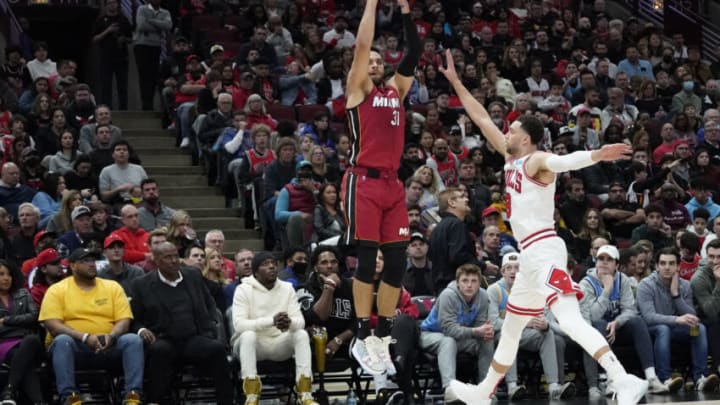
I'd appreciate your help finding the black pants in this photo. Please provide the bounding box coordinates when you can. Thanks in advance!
[5,335,44,402]
[391,314,420,396]
[705,319,720,372]
[144,336,233,405]
[133,44,161,111]
[98,58,129,110]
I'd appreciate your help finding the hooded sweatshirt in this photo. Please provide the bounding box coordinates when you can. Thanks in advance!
[420,280,489,341]
[690,263,720,322]
[578,267,637,326]
[230,275,304,347]
[637,271,696,326]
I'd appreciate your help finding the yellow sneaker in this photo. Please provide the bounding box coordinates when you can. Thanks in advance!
[243,376,262,405]
[64,392,83,405]
[296,375,319,405]
[122,390,142,405]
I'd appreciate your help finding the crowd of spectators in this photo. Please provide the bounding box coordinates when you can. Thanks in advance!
[2,0,720,402]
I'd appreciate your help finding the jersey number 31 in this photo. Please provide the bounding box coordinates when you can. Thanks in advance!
[390,110,400,127]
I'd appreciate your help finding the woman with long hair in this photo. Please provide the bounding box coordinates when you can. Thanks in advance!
[469,147,500,188]
[304,145,340,184]
[45,189,82,234]
[634,80,661,116]
[413,165,445,209]
[48,129,81,175]
[26,93,54,136]
[299,111,336,152]
[0,260,46,404]
[202,247,228,311]
[31,172,65,229]
[313,182,346,243]
[17,76,50,115]
[575,208,613,262]
[690,148,720,192]
[167,210,199,257]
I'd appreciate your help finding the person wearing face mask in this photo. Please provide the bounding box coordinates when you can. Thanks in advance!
[278,246,309,290]
[671,73,702,115]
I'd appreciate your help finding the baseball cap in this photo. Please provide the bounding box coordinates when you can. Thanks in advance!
[251,251,276,271]
[33,230,57,248]
[67,248,102,263]
[577,107,591,116]
[210,44,224,54]
[71,206,92,222]
[185,54,200,64]
[502,252,520,267]
[410,232,426,243]
[596,245,619,261]
[103,234,125,249]
[296,160,312,171]
[36,248,61,267]
[449,125,462,135]
[482,207,500,218]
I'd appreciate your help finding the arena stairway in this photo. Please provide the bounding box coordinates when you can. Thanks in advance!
[112,111,264,255]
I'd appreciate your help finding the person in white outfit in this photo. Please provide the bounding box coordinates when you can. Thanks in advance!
[230,251,318,405]
[437,49,649,405]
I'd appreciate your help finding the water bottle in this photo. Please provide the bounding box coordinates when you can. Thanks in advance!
[346,388,358,405]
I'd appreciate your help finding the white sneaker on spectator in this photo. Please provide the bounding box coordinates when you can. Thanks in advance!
[373,336,396,376]
[350,337,385,375]
[662,376,684,393]
[549,382,576,399]
[588,386,603,400]
[507,384,526,400]
[443,380,491,404]
[647,377,669,394]
[607,374,648,405]
[696,374,720,392]
[180,137,190,148]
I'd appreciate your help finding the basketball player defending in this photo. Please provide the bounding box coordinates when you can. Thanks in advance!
[438,49,649,405]
[342,0,420,375]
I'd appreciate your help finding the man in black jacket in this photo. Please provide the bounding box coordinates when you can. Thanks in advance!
[429,187,485,295]
[129,241,232,405]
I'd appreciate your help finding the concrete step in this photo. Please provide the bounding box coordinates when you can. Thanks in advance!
[161,186,223,196]
[142,154,193,166]
[126,136,176,149]
[113,111,163,119]
[196,228,259,240]
[134,147,185,155]
[113,117,164,130]
[225,239,264,253]
[123,129,174,138]
[163,196,226,208]
[186,208,242,218]
[191,217,244,229]
[144,166,204,175]
[151,175,209,187]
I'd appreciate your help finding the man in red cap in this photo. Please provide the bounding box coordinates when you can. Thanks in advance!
[21,229,57,279]
[30,247,65,306]
[98,234,145,294]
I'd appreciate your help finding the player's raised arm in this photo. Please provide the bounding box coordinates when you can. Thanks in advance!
[439,49,507,158]
[535,143,633,174]
[346,0,379,108]
[388,0,421,100]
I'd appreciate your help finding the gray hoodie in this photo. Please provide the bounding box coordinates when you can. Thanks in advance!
[579,268,637,326]
[637,271,696,326]
[690,263,720,322]
[420,281,490,341]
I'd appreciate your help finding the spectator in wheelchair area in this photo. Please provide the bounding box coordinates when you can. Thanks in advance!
[419,264,494,395]
[230,251,319,405]
[487,253,575,400]
[129,241,233,405]
[578,244,668,398]
[0,259,47,404]
[691,238,720,379]
[637,247,720,393]
[39,247,144,405]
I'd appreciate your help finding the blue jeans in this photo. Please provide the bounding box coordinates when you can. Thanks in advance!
[49,333,144,398]
[648,323,708,381]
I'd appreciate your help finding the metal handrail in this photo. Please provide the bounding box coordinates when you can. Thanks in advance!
[0,0,23,46]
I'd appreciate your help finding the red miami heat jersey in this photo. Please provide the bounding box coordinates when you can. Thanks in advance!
[346,86,404,172]
[503,153,556,242]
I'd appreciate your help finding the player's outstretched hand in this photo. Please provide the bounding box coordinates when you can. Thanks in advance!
[594,143,632,162]
[438,49,459,83]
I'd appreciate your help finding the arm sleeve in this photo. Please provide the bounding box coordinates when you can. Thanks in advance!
[544,151,596,173]
[396,13,421,77]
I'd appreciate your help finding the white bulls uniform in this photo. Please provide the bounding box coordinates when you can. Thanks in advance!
[503,153,582,317]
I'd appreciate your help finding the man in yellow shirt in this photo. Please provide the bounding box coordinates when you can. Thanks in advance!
[39,247,144,405]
